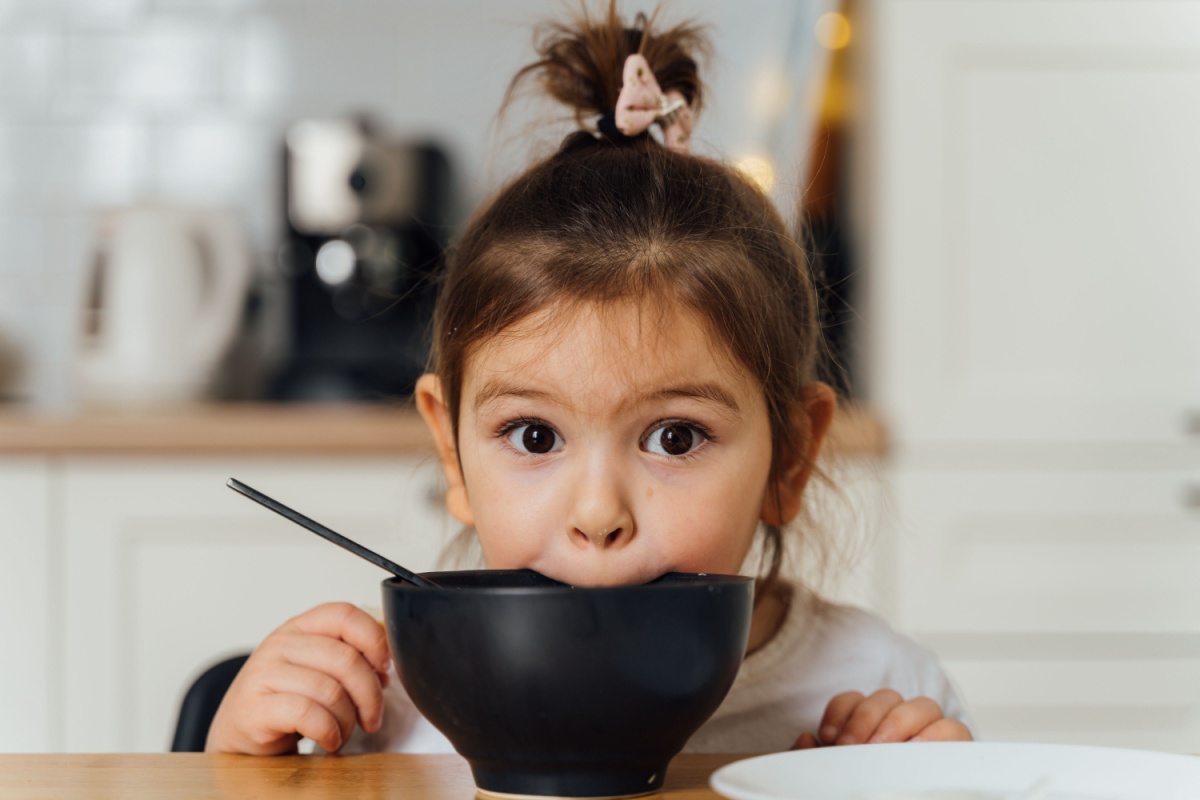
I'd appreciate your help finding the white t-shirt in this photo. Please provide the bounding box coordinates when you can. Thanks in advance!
[340,586,973,754]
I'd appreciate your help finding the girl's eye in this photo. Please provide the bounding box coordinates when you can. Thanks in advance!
[643,423,704,457]
[507,423,563,455]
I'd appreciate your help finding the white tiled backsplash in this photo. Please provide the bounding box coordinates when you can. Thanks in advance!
[0,0,813,409]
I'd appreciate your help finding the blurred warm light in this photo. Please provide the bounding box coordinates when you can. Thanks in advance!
[315,239,356,286]
[735,154,776,192]
[815,11,852,50]
[750,66,791,123]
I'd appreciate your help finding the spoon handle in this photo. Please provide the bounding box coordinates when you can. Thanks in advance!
[227,478,438,589]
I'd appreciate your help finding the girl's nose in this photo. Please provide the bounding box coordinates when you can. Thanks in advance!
[575,524,631,549]
[567,467,635,550]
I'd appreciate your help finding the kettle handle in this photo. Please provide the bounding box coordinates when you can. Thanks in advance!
[187,211,251,373]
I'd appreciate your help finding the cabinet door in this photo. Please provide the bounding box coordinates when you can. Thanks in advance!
[861,0,1200,444]
[892,461,1200,749]
[0,458,53,752]
[897,465,1200,633]
[939,654,1200,751]
[60,456,450,752]
[892,465,1200,634]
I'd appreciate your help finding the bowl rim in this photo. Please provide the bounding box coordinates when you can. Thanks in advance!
[383,570,754,594]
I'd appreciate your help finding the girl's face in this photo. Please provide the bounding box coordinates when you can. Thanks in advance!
[417,301,827,587]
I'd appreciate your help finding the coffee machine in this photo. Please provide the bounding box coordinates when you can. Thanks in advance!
[270,117,453,402]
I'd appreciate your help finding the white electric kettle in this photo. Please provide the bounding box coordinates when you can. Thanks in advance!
[78,206,252,407]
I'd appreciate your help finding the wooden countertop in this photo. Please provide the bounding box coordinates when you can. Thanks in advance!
[0,752,743,799]
[0,403,886,458]
[0,403,432,457]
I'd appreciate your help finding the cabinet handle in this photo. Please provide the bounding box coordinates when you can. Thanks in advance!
[1186,485,1200,510]
[425,483,446,509]
[1188,411,1200,436]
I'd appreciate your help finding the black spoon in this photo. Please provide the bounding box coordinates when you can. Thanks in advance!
[227,478,439,589]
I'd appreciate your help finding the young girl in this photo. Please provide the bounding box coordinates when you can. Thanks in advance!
[207,4,973,757]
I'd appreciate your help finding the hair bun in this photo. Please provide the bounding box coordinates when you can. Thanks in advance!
[508,3,709,136]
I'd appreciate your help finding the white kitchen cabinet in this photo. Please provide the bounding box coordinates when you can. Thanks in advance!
[854,0,1200,750]
[58,456,449,753]
[892,465,1200,634]
[0,457,53,752]
[941,656,1200,750]
[857,0,1200,445]
[894,462,1200,748]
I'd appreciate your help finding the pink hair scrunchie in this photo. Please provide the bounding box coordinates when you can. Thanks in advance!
[614,54,694,153]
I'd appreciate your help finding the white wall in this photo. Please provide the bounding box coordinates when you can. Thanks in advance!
[0,0,832,411]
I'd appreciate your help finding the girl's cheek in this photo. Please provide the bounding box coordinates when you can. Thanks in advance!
[666,529,749,574]
[473,464,565,567]
[688,480,765,569]
[638,484,749,572]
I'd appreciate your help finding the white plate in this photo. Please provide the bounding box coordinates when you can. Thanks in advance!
[709,742,1200,800]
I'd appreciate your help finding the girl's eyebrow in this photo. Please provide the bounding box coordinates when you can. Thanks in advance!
[648,384,741,414]
[473,381,741,415]
[473,383,555,412]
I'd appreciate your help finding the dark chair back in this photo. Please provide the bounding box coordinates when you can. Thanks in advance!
[170,654,250,752]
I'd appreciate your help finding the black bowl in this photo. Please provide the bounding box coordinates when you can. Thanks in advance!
[381,570,753,798]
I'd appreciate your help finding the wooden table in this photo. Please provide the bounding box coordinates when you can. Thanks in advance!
[0,753,745,799]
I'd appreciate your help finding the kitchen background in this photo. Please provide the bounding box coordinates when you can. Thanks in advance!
[0,0,837,410]
[3,0,1200,762]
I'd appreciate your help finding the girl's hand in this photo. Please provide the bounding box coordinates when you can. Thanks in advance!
[792,690,972,750]
[205,602,392,755]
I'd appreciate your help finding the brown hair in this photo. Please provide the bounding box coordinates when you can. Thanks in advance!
[506,5,708,130]
[430,3,824,589]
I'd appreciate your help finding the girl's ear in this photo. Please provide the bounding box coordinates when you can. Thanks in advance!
[760,382,837,527]
[415,373,475,527]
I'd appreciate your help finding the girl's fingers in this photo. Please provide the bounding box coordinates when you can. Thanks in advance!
[256,692,347,754]
[817,691,865,744]
[281,602,393,675]
[206,603,393,756]
[272,633,386,733]
[910,717,974,742]
[792,732,819,750]
[259,663,361,740]
[836,689,904,745]
[866,697,942,744]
